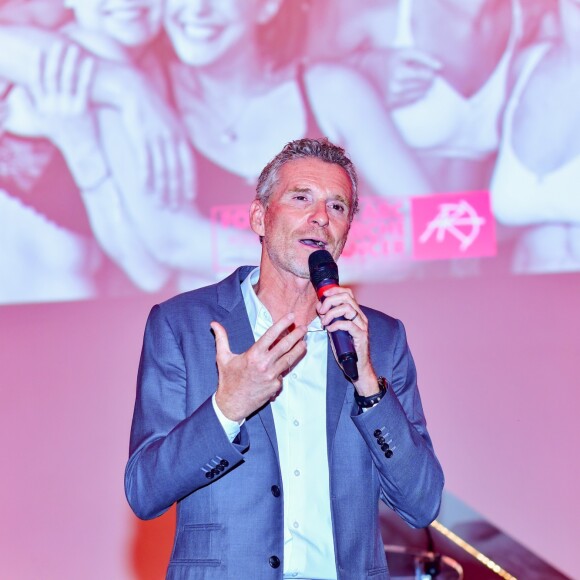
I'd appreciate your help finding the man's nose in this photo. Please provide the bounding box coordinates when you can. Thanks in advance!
[310,201,329,227]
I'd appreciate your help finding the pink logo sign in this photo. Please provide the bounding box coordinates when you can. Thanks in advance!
[210,197,411,271]
[342,196,407,259]
[410,191,496,260]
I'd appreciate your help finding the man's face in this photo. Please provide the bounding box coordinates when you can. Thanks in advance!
[250,157,353,279]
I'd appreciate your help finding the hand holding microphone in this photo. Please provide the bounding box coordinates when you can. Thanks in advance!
[309,249,360,381]
[308,249,380,399]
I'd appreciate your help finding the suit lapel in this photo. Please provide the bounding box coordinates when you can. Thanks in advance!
[216,268,279,461]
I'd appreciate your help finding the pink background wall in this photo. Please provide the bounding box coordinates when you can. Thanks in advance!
[1,271,578,578]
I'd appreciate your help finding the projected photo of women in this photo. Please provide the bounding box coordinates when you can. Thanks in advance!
[0,0,189,301]
[1,0,579,306]
[156,0,436,287]
[491,0,580,273]
[0,0,98,303]
[308,0,522,194]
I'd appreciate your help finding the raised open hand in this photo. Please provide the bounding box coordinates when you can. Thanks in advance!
[212,313,307,422]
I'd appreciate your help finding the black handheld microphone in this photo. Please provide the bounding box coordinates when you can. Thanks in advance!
[308,249,358,382]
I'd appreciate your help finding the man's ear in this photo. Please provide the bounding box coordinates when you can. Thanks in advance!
[249,199,266,237]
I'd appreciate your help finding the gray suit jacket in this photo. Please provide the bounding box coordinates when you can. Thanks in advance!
[125,267,444,579]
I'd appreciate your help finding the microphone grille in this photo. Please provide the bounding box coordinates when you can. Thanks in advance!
[308,250,339,286]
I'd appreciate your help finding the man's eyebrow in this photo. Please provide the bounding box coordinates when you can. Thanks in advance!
[333,194,350,205]
[287,186,312,194]
[328,194,351,208]
[284,187,351,207]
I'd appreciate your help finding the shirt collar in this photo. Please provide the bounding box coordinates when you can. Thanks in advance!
[240,267,323,333]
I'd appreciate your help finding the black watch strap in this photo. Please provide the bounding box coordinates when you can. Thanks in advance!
[354,376,388,408]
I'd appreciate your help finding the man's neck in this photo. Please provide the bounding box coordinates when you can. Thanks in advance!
[253,266,318,327]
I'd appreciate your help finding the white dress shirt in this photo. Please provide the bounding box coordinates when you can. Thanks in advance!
[212,267,337,580]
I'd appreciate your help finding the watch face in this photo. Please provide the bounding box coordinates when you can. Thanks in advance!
[378,376,388,392]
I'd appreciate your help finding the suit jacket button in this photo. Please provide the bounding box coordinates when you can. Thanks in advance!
[377,437,386,445]
[205,472,213,479]
[269,555,280,568]
[385,449,393,459]
[220,459,229,467]
[381,443,390,452]
[271,485,281,497]
[373,429,382,438]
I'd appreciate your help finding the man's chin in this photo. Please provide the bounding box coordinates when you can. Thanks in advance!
[286,263,310,280]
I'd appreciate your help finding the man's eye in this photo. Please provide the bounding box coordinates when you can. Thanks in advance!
[330,203,346,213]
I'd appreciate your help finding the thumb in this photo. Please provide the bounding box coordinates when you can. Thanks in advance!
[210,321,232,362]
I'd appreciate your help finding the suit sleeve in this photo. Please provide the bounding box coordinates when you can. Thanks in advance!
[351,318,444,528]
[124,304,249,520]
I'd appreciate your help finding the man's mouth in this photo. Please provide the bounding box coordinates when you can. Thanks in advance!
[299,239,327,249]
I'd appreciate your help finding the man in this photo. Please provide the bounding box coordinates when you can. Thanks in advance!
[125,138,444,579]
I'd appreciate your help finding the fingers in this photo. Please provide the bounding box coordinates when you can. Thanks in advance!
[30,41,60,112]
[270,331,308,377]
[180,141,196,201]
[386,48,441,109]
[398,48,442,71]
[210,321,232,363]
[316,288,373,382]
[60,43,80,104]
[146,136,195,208]
[257,313,297,351]
[316,286,366,330]
[148,136,167,202]
[72,53,95,115]
[324,317,363,335]
[394,63,439,84]
[212,315,307,421]
[164,137,195,209]
[269,323,308,358]
[317,285,356,315]
[388,72,436,104]
[243,313,307,376]
[31,40,94,116]
[136,127,193,208]
[164,138,181,209]
[60,44,95,115]
[42,41,65,106]
[321,308,365,333]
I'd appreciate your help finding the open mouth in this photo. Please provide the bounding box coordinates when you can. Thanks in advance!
[299,239,327,249]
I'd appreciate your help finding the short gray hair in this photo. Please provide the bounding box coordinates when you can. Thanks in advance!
[255,137,359,219]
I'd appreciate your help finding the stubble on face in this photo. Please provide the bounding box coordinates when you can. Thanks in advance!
[257,158,353,281]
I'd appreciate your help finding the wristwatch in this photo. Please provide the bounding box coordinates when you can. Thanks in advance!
[354,376,388,409]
